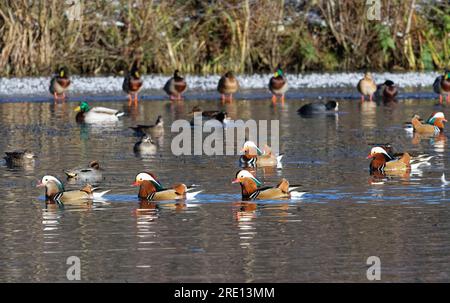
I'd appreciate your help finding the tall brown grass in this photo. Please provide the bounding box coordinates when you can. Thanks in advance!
[0,0,448,77]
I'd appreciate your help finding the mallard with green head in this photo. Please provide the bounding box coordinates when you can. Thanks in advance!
[123,60,143,105]
[164,70,187,101]
[217,71,239,103]
[74,101,125,124]
[433,69,450,104]
[268,64,288,103]
[49,67,71,102]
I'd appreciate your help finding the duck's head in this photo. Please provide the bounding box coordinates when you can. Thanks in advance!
[364,72,373,79]
[232,170,262,187]
[37,175,64,191]
[89,160,100,170]
[141,135,154,144]
[155,115,163,125]
[225,71,234,78]
[274,65,283,77]
[23,150,36,159]
[58,67,69,78]
[367,146,391,159]
[74,102,90,113]
[444,69,450,80]
[326,100,338,111]
[384,80,395,87]
[132,172,164,190]
[427,112,447,127]
[241,141,263,156]
[174,69,182,78]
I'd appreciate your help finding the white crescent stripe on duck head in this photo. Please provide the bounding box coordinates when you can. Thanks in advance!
[135,172,163,190]
[41,175,64,191]
[236,170,262,186]
[370,147,391,158]
[432,112,445,119]
[243,141,263,155]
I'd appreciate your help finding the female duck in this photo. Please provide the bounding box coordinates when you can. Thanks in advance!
[49,67,71,101]
[164,70,187,100]
[218,71,239,102]
[133,172,201,201]
[130,115,164,138]
[232,170,303,200]
[64,160,103,184]
[75,101,124,124]
[133,135,157,155]
[357,72,377,102]
[37,175,109,205]
[239,141,283,168]
[4,150,35,167]
[269,65,288,103]
[367,146,410,173]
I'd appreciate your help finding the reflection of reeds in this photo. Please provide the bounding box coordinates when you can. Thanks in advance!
[0,0,448,77]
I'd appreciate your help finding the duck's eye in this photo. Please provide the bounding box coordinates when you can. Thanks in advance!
[140,178,143,181]
[44,178,48,181]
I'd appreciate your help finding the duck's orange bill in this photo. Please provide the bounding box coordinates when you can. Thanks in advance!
[36,181,44,187]
[232,178,240,184]
[132,181,140,186]
[367,154,373,159]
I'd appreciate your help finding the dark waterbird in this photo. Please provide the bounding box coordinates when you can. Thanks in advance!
[297,100,338,116]
[49,67,71,102]
[130,115,164,138]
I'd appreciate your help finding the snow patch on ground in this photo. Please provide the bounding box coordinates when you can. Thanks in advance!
[0,72,439,96]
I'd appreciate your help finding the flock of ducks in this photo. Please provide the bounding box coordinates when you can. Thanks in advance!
[4,66,450,206]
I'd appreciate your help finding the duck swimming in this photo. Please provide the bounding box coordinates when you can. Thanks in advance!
[367,146,411,173]
[239,141,283,168]
[433,69,450,104]
[232,170,304,200]
[297,100,338,116]
[134,135,157,155]
[132,172,201,201]
[411,112,446,135]
[130,115,164,138]
[164,70,187,100]
[64,160,103,184]
[357,72,377,102]
[218,71,239,103]
[37,175,109,205]
[190,106,230,126]
[49,67,71,102]
[4,150,35,167]
[75,101,124,124]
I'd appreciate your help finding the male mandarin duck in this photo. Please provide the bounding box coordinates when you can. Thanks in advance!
[49,67,71,102]
[4,150,35,167]
[367,146,411,173]
[411,112,446,134]
[239,141,283,168]
[132,172,201,201]
[190,106,230,126]
[232,170,304,200]
[217,71,239,103]
[75,101,124,124]
[130,115,164,138]
[433,69,450,104]
[37,175,109,205]
[123,60,143,105]
[375,80,398,102]
[64,160,103,184]
[269,64,288,103]
[357,72,377,102]
[163,69,187,100]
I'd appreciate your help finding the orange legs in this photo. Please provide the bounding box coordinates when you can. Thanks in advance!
[221,94,233,104]
[272,94,285,106]
[53,92,67,103]
[128,93,138,106]
[272,95,277,104]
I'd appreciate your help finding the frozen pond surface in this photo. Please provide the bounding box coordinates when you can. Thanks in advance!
[1,92,450,282]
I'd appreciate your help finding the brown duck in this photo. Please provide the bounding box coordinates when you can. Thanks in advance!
[164,70,187,100]
[232,170,302,200]
[123,60,143,105]
[217,71,239,103]
[357,72,377,102]
[133,172,201,201]
[411,112,446,135]
[367,146,411,172]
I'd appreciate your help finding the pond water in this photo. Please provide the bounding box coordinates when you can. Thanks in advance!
[1,94,450,282]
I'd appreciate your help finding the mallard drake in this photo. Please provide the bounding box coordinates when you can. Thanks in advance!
[75,101,124,124]
[64,160,102,184]
[239,141,283,168]
[232,170,303,200]
[37,175,109,205]
[297,100,338,115]
[269,64,288,103]
[357,72,377,102]
[218,71,239,103]
[132,172,201,201]
[134,135,157,155]
[375,80,398,102]
[130,115,164,138]
[4,150,35,167]
[49,67,71,102]
[163,70,187,100]
[411,112,446,134]
[190,106,230,126]
[433,69,450,104]
[367,146,411,173]
[123,60,143,105]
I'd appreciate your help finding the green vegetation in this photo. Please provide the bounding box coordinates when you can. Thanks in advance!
[0,0,448,76]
